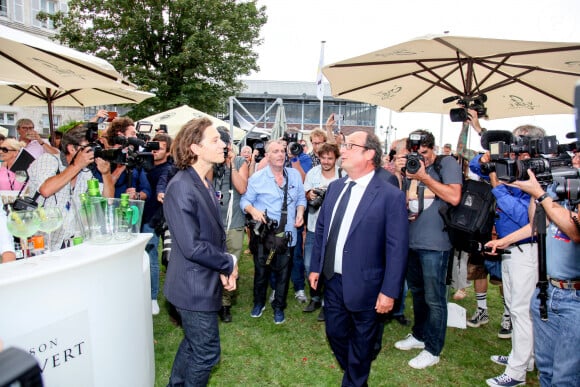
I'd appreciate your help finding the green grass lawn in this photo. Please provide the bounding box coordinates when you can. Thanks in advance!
[153,248,539,386]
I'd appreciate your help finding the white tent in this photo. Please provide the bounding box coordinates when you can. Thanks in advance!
[141,105,246,141]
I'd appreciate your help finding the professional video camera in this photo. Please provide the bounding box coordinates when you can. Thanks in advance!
[480,130,578,184]
[283,131,303,156]
[443,94,488,122]
[246,209,279,240]
[403,133,427,174]
[84,122,125,164]
[308,187,327,210]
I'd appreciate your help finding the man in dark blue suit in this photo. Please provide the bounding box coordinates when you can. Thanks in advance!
[309,131,409,387]
[163,118,238,386]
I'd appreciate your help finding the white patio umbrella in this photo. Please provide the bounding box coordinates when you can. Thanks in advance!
[270,104,288,141]
[323,34,580,119]
[0,24,130,89]
[141,105,245,140]
[0,25,147,137]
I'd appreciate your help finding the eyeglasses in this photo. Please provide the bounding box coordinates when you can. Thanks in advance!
[311,141,324,146]
[340,143,368,151]
[0,147,16,153]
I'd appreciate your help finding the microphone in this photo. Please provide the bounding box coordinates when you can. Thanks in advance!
[442,95,460,104]
[480,130,514,150]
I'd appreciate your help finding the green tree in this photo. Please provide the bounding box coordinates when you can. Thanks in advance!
[39,0,267,119]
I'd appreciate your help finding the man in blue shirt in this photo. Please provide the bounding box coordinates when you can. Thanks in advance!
[241,140,306,324]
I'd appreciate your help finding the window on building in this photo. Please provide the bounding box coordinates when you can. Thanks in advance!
[31,0,58,29]
[0,112,16,125]
[0,0,7,16]
[41,114,61,135]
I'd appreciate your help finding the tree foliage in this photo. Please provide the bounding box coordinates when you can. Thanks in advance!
[39,0,267,119]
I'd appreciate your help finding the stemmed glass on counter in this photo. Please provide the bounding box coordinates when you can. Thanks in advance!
[6,210,40,258]
[37,207,64,252]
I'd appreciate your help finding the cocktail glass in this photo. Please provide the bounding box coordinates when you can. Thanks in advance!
[6,210,41,258]
[37,207,64,252]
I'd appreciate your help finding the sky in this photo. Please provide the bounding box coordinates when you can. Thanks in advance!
[243,0,580,150]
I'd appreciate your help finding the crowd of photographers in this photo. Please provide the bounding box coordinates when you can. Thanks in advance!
[1,106,579,386]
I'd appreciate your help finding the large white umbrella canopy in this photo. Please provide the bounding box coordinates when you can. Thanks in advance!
[0,24,151,136]
[141,105,245,141]
[0,24,130,89]
[0,82,154,107]
[323,34,580,119]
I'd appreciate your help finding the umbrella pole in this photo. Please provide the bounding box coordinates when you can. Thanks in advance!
[47,88,55,147]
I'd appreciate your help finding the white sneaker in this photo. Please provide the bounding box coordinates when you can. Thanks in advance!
[408,350,440,369]
[395,334,425,351]
[295,290,308,303]
[152,300,160,316]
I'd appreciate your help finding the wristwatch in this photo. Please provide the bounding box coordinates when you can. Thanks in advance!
[535,192,549,205]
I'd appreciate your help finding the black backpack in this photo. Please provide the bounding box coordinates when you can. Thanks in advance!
[433,156,496,254]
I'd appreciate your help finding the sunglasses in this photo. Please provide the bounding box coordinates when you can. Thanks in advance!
[0,147,17,153]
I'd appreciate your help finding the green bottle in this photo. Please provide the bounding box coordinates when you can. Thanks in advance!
[87,178,101,197]
[115,193,134,239]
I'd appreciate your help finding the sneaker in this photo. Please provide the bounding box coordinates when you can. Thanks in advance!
[317,308,325,321]
[408,350,439,369]
[250,304,265,318]
[274,308,285,324]
[152,300,160,316]
[491,355,534,372]
[269,290,276,304]
[467,307,489,328]
[303,299,322,313]
[295,290,308,303]
[486,373,525,386]
[395,334,425,351]
[498,314,512,339]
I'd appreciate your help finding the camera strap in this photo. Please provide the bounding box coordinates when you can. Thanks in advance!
[276,168,289,234]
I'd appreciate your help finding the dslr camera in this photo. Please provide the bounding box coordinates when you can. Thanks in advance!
[308,187,327,210]
[403,133,427,174]
[246,210,279,240]
[283,131,303,156]
[444,94,488,122]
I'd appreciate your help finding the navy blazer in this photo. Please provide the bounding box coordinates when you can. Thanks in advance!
[311,168,408,311]
[163,167,234,312]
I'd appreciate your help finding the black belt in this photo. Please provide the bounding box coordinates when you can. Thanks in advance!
[548,277,580,290]
[512,239,536,247]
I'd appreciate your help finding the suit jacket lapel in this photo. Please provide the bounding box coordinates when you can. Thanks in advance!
[187,167,224,231]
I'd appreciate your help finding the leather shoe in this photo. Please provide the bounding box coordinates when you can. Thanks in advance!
[317,308,325,321]
[394,315,410,326]
[219,306,232,323]
[303,300,322,313]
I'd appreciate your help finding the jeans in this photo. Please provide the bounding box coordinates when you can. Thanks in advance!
[168,308,220,387]
[142,223,159,300]
[392,280,408,317]
[531,285,580,386]
[253,245,292,310]
[291,225,305,292]
[407,248,450,356]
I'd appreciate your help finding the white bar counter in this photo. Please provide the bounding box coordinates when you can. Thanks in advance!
[0,233,154,386]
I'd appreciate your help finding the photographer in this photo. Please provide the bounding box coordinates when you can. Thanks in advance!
[211,127,249,323]
[241,140,306,324]
[27,125,114,250]
[394,130,462,369]
[302,143,341,319]
[95,117,151,200]
[141,133,173,316]
[486,166,579,387]
[470,125,544,387]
